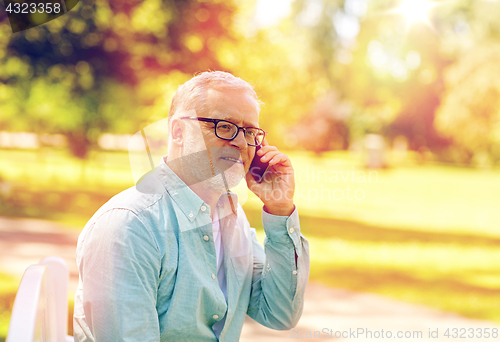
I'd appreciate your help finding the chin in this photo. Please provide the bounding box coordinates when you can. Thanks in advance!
[223,169,245,189]
[200,171,243,193]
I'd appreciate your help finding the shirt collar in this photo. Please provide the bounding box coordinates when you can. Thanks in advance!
[156,157,238,221]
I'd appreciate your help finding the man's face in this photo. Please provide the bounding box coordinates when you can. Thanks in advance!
[181,88,260,190]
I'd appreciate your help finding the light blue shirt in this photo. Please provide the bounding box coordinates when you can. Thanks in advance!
[73,158,310,341]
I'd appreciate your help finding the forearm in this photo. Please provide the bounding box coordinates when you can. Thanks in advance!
[247,207,310,330]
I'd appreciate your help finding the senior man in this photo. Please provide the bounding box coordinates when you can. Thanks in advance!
[73,71,310,341]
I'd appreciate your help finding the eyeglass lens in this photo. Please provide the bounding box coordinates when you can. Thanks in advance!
[216,121,264,146]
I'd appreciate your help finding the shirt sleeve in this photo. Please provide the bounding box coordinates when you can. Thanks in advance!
[74,209,161,342]
[246,205,310,330]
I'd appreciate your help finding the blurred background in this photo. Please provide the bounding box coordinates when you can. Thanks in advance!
[0,0,500,339]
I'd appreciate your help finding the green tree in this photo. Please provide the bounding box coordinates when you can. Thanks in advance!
[435,45,500,163]
[434,0,500,163]
[0,0,238,158]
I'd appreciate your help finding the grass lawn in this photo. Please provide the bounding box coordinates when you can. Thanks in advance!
[245,209,500,324]
[245,151,500,238]
[243,151,500,324]
[1,148,499,337]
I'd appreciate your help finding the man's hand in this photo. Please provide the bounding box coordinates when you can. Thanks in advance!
[246,141,295,217]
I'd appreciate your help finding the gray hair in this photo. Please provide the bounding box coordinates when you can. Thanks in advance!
[168,71,261,123]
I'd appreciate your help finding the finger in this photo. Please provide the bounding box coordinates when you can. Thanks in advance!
[257,145,277,156]
[260,150,280,162]
[269,158,291,170]
[268,153,291,167]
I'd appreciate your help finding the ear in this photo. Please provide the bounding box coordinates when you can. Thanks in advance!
[170,118,185,147]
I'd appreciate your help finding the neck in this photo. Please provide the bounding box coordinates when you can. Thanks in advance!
[165,155,226,220]
[189,182,226,220]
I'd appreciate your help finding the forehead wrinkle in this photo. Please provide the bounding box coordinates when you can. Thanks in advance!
[205,88,260,127]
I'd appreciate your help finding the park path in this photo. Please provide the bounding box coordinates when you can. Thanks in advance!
[0,216,498,342]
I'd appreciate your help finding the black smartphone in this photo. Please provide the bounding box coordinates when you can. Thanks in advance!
[249,145,270,183]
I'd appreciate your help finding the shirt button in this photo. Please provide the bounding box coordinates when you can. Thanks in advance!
[212,273,216,279]
[189,213,193,218]
[201,205,206,211]
[203,235,209,241]
[289,228,295,234]
[213,314,219,320]
[292,270,298,275]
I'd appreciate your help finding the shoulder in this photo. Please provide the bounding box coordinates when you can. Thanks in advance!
[89,186,164,224]
[78,179,169,248]
[91,168,172,219]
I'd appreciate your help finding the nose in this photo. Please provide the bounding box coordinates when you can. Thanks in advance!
[230,129,247,150]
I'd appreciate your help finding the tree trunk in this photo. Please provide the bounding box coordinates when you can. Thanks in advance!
[66,131,91,159]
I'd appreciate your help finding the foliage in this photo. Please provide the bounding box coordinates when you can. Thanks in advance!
[436,45,500,164]
[433,0,500,164]
[282,0,450,153]
[283,0,500,160]
[2,0,500,160]
[292,91,350,154]
[0,0,238,158]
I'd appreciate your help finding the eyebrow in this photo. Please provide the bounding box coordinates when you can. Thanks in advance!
[214,115,259,128]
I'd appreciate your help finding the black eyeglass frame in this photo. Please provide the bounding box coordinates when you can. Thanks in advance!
[180,116,266,147]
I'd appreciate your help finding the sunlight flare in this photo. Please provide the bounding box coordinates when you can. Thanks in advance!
[396,0,435,25]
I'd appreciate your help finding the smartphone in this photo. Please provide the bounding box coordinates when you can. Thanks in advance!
[249,145,270,183]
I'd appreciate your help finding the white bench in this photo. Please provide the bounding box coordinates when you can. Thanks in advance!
[6,256,74,342]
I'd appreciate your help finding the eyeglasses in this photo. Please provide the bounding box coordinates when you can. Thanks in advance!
[180,116,266,147]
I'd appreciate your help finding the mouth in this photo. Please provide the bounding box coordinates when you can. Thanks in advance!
[220,157,244,165]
